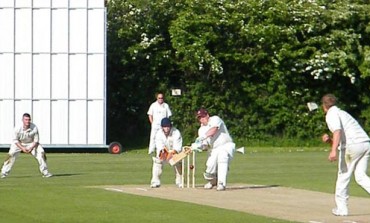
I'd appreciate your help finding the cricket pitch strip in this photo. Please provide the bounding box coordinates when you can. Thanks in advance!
[98,184,370,223]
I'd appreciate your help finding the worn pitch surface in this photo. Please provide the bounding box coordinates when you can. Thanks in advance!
[98,184,370,223]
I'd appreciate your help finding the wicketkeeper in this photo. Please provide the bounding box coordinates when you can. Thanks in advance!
[150,118,183,188]
[193,108,235,191]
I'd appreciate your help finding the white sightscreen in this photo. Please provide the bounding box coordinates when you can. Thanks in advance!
[0,0,107,148]
[0,100,14,143]
[0,54,14,98]
[0,8,14,52]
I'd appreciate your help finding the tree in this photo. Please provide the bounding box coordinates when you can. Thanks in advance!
[106,0,370,146]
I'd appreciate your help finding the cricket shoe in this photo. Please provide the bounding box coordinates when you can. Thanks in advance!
[216,183,226,191]
[332,208,348,216]
[43,173,53,178]
[1,173,8,179]
[204,182,216,189]
[150,183,160,188]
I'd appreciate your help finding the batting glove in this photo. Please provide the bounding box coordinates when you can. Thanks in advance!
[195,136,206,144]
[191,142,203,152]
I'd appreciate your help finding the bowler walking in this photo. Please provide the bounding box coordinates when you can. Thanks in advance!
[321,94,370,216]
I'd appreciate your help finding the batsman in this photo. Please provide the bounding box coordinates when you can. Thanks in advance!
[194,108,235,191]
[150,118,183,188]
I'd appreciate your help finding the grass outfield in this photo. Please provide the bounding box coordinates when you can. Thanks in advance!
[0,147,369,223]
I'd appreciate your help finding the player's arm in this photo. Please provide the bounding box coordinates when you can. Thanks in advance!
[328,130,341,162]
[28,142,39,151]
[15,141,29,153]
[154,132,167,157]
[204,116,222,138]
[28,127,40,151]
[147,104,154,124]
[148,115,153,124]
[205,127,218,138]
[13,128,29,153]
[166,105,172,118]
[172,131,183,153]
[195,124,219,145]
[322,133,332,144]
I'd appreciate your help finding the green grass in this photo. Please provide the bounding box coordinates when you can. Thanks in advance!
[0,147,369,223]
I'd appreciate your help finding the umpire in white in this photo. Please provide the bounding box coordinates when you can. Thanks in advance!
[147,92,172,155]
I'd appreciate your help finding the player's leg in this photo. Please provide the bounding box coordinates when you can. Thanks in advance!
[216,142,235,190]
[203,150,218,189]
[31,145,52,177]
[1,144,21,177]
[333,149,351,216]
[352,143,370,193]
[174,162,183,188]
[216,150,229,191]
[148,127,159,154]
[150,157,163,188]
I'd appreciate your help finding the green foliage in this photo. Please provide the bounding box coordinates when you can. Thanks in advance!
[107,0,370,146]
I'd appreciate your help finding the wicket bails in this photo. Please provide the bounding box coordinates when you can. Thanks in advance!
[181,150,196,188]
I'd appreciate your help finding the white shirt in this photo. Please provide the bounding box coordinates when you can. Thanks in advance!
[203,116,233,148]
[198,125,211,146]
[13,123,39,144]
[155,127,182,153]
[147,101,172,127]
[326,106,369,146]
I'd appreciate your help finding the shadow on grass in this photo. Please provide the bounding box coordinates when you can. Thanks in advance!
[192,184,279,190]
[227,185,280,190]
[8,173,83,178]
[50,173,83,177]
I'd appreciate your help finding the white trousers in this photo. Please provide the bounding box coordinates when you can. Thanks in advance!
[335,142,370,213]
[148,125,161,154]
[1,143,50,176]
[205,142,235,186]
[150,157,182,186]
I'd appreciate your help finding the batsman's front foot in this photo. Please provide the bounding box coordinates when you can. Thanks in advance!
[216,183,226,191]
[331,208,348,216]
[43,173,53,178]
[1,173,8,179]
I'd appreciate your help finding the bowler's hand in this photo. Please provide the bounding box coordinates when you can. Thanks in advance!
[21,146,30,153]
[328,150,337,162]
[322,134,331,144]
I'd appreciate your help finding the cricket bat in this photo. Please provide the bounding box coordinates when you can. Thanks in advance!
[169,146,192,166]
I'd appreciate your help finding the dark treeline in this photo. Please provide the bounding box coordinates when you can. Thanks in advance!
[106,0,370,147]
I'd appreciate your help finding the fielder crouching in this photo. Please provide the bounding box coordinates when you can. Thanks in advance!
[1,113,52,178]
[150,117,183,188]
[195,108,235,191]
